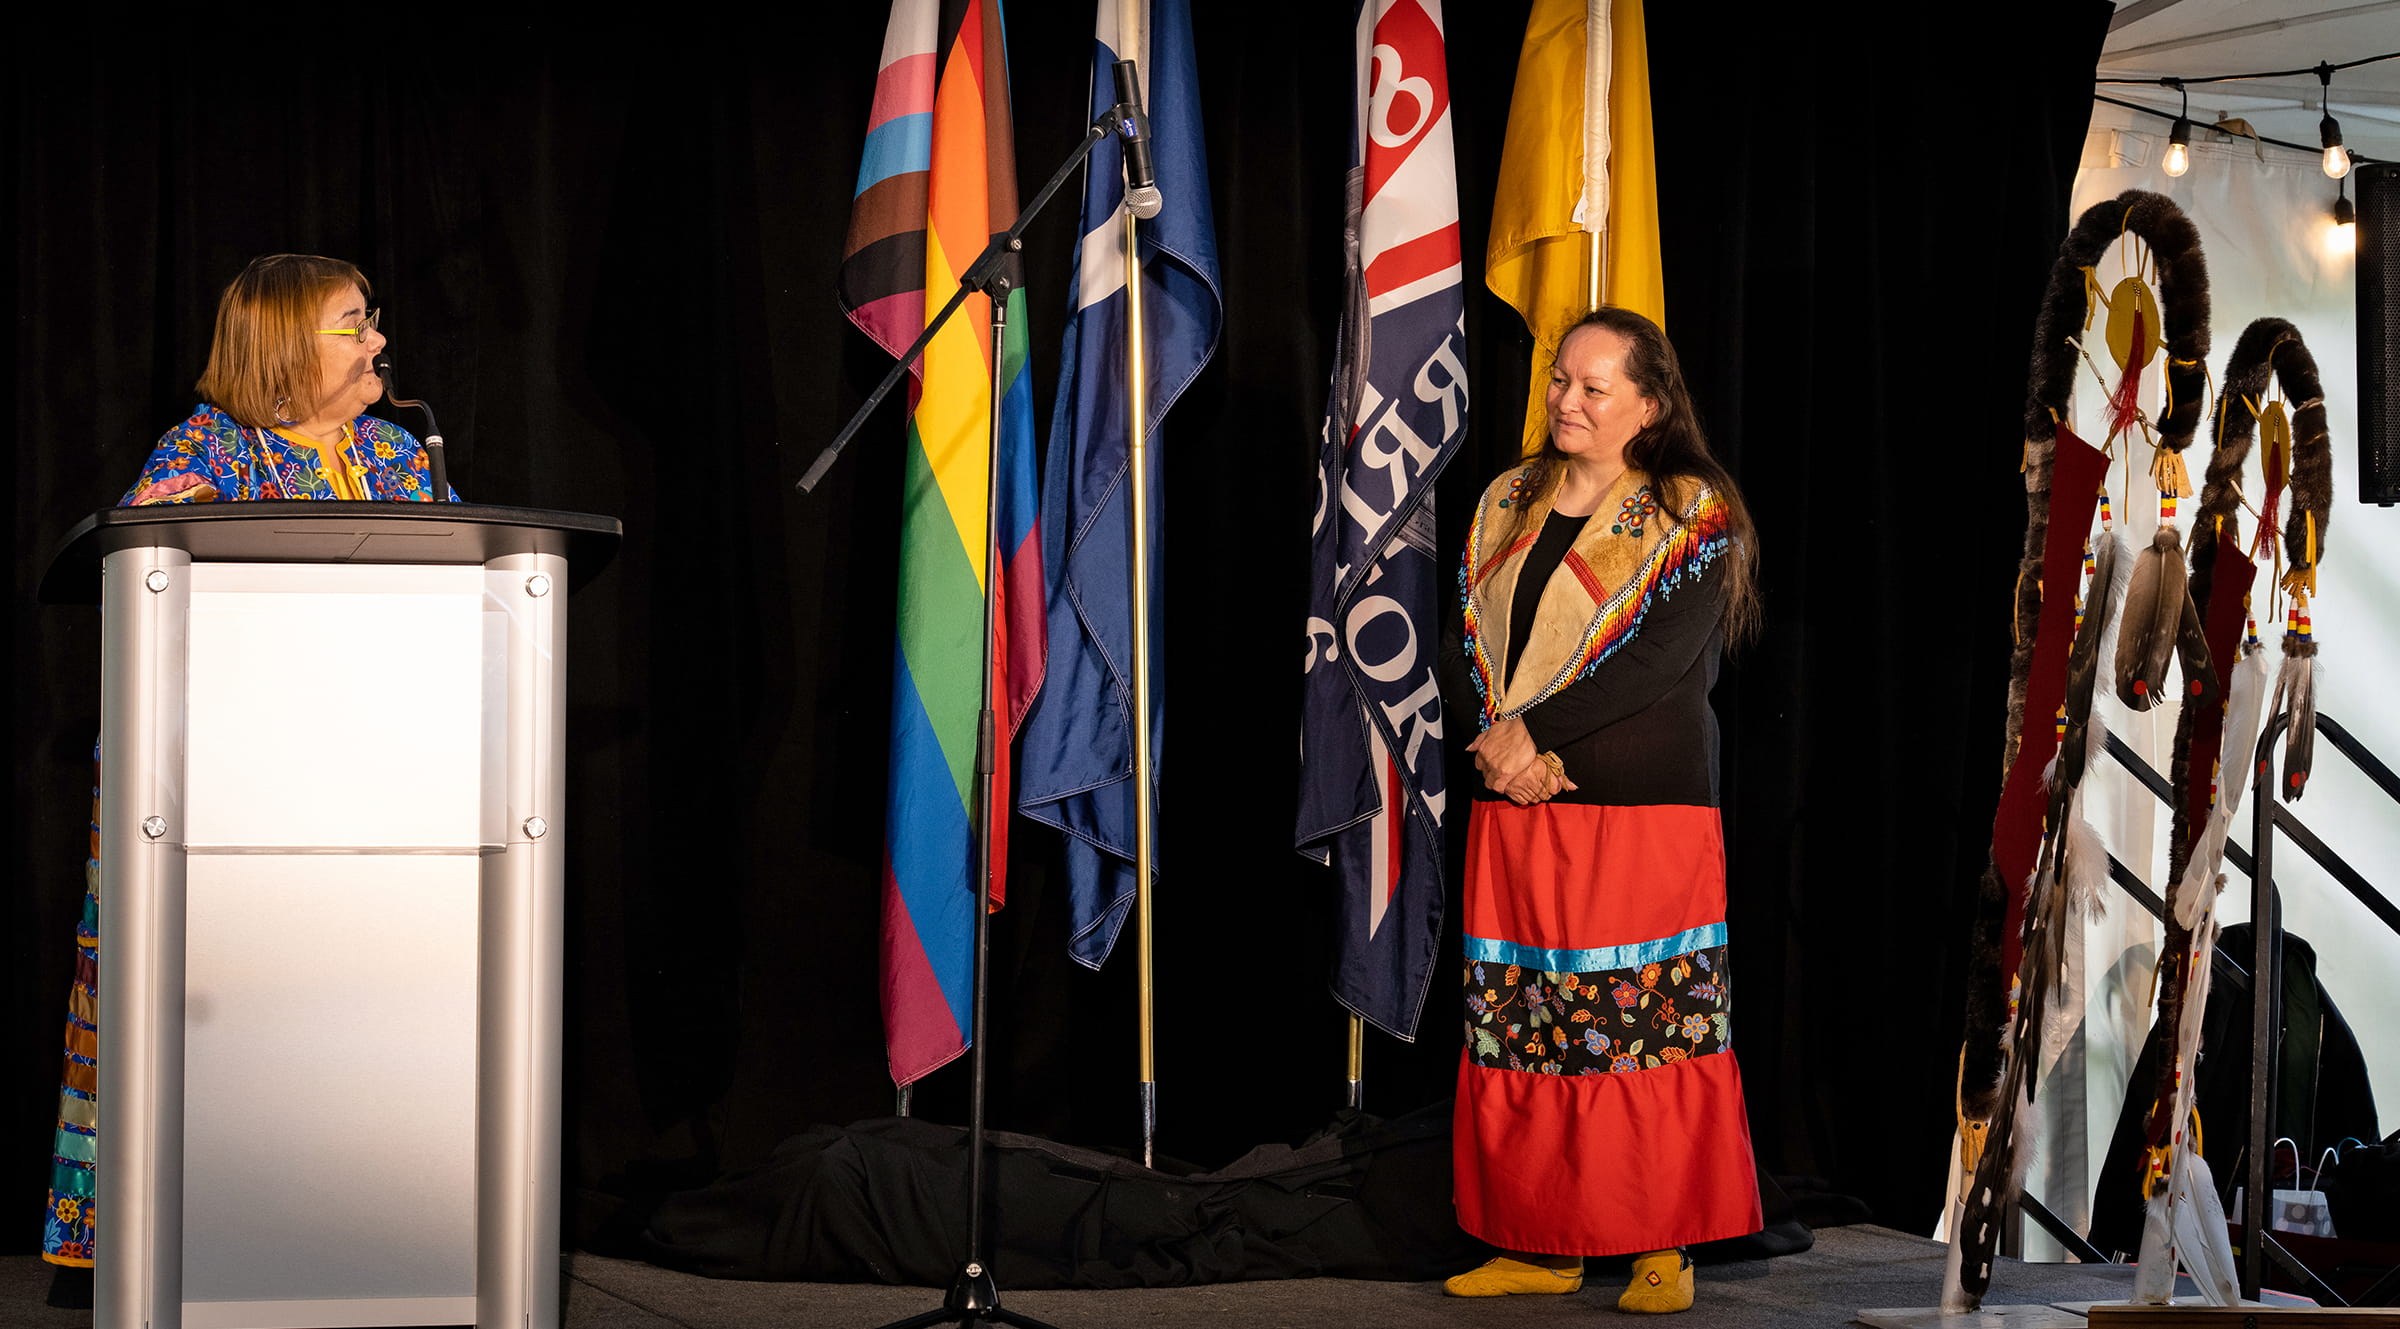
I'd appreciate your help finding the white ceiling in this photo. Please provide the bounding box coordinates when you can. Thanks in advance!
[2096,0,2400,166]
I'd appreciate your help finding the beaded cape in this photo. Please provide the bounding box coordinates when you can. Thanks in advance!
[1461,465,1730,726]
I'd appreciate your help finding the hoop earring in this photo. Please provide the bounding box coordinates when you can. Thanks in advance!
[273,396,297,426]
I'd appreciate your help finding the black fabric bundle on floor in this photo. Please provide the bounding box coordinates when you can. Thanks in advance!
[619,1101,1811,1287]
[628,1103,1478,1287]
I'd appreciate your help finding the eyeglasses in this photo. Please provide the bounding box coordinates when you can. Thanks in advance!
[313,308,382,343]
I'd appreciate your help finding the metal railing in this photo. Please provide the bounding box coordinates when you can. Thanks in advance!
[2239,711,2400,1305]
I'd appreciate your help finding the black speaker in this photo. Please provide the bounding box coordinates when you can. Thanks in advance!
[2360,162,2400,506]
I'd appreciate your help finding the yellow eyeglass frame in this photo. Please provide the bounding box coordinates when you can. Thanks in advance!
[313,309,382,342]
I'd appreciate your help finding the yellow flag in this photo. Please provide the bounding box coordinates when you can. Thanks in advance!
[1486,0,1662,453]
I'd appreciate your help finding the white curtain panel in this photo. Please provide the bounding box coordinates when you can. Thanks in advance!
[2013,105,2397,1260]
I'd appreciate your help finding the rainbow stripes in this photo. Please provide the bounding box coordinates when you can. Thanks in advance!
[839,0,1045,1088]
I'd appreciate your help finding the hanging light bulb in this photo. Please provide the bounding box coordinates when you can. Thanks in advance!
[2162,80,2192,178]
[2328,181,2356,258]
[2319,64,2351,179]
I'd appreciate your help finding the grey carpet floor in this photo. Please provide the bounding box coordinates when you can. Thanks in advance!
[0,1226,2185,1329]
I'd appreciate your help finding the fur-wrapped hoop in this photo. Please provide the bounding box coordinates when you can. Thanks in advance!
[2008,192,2211,744]
[2195,318,2332,598]
[2023,190,2212,452]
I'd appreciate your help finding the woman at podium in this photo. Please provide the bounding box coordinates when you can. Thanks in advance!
[122,252,451,504]
[42,252,454,1276]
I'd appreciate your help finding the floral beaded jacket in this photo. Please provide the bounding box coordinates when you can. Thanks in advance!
[123,404,451,505]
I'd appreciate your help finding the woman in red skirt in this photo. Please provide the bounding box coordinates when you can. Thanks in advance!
[1440,307,1762,1313]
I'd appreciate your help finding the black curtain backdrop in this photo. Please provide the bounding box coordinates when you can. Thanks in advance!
[5,4,2110,1251]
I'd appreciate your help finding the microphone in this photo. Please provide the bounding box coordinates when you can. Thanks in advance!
[1110,59,1163,220]
[375,356,451,503]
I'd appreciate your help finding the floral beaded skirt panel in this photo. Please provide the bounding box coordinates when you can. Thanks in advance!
[1467,938,1729,1074]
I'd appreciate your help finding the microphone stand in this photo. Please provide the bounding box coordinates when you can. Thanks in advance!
[803,100,1139,1329]
[375,358,450,501]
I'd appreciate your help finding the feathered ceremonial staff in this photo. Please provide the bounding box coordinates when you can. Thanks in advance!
[2113,321,2332,1303]
[1946,190,2209,1311]
[2111,320,2326,1306]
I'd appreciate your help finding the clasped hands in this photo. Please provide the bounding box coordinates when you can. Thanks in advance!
[1468,716,1576,806]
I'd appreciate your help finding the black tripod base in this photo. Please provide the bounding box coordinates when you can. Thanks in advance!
[871,1261,1063,1329]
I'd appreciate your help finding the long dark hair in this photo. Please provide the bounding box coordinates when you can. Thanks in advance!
[1531,306,1762,647]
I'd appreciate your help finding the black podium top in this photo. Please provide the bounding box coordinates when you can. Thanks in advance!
[40,502,623,604]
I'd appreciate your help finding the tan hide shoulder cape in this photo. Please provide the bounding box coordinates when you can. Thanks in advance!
[1461,464,1733,725]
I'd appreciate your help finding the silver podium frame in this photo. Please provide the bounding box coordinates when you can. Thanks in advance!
[47,504,618,1329]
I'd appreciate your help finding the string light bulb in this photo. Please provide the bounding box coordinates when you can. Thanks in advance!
[2162,80,2192,178]
[2318,64,2350,179]
[2328,180,2356,258]
[2322,116,2350,179]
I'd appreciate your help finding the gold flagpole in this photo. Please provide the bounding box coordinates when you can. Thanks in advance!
[1122,202,1158,1170]
[1345,1015,1364,1110]
[1584,0,1609,312]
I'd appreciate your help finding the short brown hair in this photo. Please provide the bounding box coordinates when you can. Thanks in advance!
[195,254,370,428]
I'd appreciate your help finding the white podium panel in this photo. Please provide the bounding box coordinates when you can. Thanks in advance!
[182,854,479,1303]
[184,563,491,850]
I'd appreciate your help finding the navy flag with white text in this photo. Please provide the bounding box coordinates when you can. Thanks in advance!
[1296,0,1468,1041]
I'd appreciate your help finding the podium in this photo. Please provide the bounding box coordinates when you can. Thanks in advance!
[43,503,621,1329]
